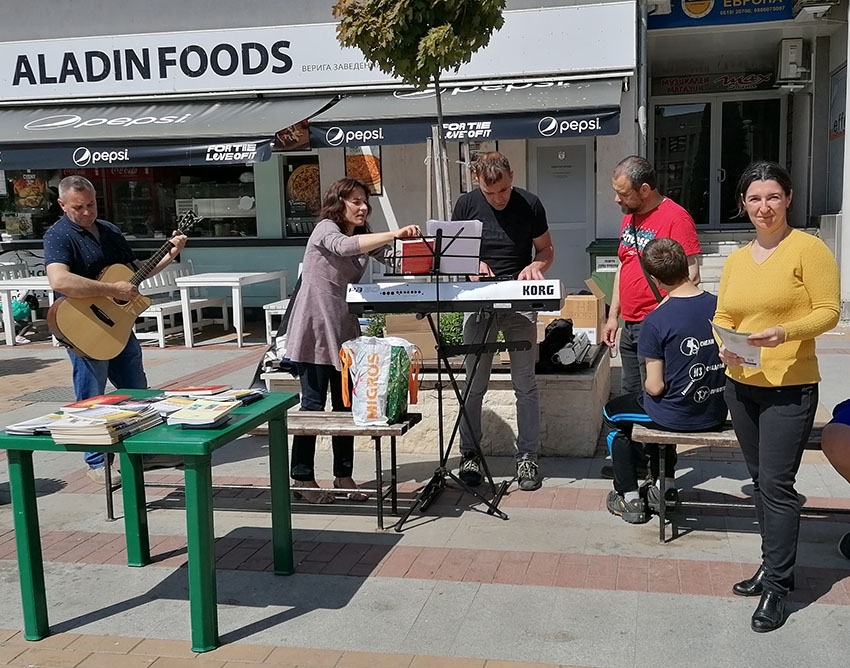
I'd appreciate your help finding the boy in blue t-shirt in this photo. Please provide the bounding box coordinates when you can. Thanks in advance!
[603,237,727,524]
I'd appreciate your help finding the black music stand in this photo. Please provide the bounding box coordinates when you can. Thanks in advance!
[393,227,526,531]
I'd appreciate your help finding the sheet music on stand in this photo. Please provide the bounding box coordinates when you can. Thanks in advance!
[390,220,482,279]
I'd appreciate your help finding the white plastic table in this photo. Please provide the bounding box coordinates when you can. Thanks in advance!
[0,276,53,346]
[174,270,286,347]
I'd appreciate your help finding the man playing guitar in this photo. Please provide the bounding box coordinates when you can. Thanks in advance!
[44,175,187,487]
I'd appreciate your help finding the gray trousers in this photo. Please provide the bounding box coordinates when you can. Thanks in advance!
[460,310,540,460]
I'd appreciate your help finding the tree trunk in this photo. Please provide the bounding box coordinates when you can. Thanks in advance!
[433,74,452,220]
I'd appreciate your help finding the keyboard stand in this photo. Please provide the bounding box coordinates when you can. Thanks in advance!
[394,309,527,531]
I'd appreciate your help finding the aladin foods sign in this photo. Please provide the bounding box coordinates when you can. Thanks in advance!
[0,3,636,101]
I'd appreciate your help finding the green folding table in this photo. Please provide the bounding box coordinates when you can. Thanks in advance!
[0,389,299,652]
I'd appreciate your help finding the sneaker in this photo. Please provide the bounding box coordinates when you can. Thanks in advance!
[142,454,184,471]
[839,532,850,560]
[87,466,122,489]
[14,335,30,345]
[516,457,542,491]
[606,490,649,524]
[645,484,679,514]
[458,453,482,487]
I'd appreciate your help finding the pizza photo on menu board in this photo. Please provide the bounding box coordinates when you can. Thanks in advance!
[345,146,382,195]
[286,162,322,216]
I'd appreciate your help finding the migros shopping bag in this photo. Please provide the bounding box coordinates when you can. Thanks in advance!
[340,336,421,425]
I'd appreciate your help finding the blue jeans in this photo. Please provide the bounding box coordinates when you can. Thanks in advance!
[290,362,354,480]
[68,334,148,468]
[460,310,539,460]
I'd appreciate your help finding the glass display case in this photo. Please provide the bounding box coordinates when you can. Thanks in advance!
[174,179,257,237]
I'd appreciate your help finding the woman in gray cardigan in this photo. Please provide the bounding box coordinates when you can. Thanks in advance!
[285,177,420,503]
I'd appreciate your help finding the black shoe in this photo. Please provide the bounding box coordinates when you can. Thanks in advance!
[839,532,850,560]
[645,484,679,514]
[733,566,794,597]
[606,490,649,524]
[516,457,542,491]
[458,454,482,487]
[751,590,786,633]
[733,566,766,597]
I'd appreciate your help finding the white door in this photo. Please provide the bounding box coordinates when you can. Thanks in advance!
[527,140,595,292]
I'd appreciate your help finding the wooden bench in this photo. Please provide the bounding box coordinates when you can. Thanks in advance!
[286,411,422,530]
[632,422,826,543]
[135,260,228,347]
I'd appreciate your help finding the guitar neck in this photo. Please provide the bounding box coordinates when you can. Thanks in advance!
[126,211,199,286]
[129,239,175,287]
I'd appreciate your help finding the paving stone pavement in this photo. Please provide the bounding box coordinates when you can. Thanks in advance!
[0,322,849,668]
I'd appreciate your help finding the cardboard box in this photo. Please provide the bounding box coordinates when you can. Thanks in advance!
[538,278,606,345]
[384,314,438,361]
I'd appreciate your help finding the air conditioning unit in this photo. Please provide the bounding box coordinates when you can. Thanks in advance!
[648,0,672,15]
[793,0,839,18]
[777,38,811,83]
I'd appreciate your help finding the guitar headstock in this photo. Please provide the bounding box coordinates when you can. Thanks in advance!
[175,210,203,235]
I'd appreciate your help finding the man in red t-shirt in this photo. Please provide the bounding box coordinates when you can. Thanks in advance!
[603,156,701,395]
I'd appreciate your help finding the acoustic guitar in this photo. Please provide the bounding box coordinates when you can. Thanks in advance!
[47,211,201,361]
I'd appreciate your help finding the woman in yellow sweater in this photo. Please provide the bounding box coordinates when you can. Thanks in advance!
[715,161,840,633]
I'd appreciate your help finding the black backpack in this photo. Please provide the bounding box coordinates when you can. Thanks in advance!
[536,318,574,373]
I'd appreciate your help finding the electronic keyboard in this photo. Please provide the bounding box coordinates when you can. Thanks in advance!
[346,279,564,314]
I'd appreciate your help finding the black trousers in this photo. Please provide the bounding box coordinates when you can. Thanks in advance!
[603,392,678,495]
[290,362,354,481]
[724,378,818,595]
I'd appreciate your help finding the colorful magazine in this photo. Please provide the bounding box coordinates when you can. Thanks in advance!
[61,394,132,412]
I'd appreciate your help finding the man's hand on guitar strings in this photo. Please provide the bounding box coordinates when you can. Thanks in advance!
[168,231,188,257]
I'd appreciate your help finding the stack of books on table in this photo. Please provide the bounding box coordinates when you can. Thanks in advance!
[166,398,240,428]
[47,405,163,445]
[5,411,66,436]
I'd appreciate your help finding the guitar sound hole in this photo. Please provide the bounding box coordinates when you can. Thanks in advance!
[89,304,116,327]
[114,298,129,306]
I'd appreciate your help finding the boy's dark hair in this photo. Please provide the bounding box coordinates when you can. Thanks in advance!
[640,237,689,286]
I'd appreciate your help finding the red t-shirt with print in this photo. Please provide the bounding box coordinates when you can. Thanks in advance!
[617,197,700,322]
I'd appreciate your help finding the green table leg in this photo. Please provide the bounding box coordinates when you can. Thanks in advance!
[183,454,218,652]
[120,453,150,567]
[7,450,49,640]
[269,414,294,575]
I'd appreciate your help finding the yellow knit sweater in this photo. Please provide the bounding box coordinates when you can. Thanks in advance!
[714,229,840,387]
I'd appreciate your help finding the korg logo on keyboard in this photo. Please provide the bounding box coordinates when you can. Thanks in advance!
[522,284,555,296]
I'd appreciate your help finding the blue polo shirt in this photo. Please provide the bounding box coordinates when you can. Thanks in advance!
[44,215,137,292]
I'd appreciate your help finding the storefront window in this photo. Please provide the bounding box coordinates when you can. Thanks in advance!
[283,155,321,237]
[1,165,258,240]
[1,170,61,240]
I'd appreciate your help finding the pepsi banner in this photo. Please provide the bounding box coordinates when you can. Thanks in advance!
[309,109,620,148]
[0,138,273,170]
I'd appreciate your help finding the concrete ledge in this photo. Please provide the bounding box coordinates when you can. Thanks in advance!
[263,348,609,458]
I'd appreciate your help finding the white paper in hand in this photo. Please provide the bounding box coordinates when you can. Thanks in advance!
[710,320,761,368]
